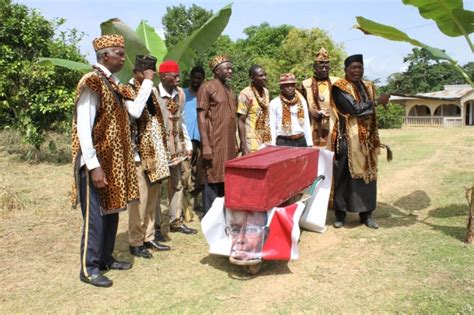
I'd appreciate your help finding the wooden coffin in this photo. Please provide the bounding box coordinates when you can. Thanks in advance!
[224,146,319,211]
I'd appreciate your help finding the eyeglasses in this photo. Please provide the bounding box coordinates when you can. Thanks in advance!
[225,224,265,236]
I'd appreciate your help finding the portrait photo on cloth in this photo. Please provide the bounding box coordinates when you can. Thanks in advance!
[225,210,268,262]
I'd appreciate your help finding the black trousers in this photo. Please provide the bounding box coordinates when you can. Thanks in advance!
[202,177,224,213]
[335,209,373,222]
[276,135,308,147]
[79,167,118,278]
[333,137,376,222]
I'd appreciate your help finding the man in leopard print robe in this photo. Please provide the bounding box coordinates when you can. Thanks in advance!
[71,35,155,287]
[127,55,171,259]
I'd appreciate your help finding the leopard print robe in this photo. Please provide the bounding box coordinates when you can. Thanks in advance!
[130,79,170,183]
[71,71,139,214]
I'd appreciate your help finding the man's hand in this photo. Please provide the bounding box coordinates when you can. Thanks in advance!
[240,146,250,156]
[376,94,390,107]
[309,107,320,119]
[143,69,155,81]
[90,167,108,188]
[186,150,193,159]
[202,145,213,161]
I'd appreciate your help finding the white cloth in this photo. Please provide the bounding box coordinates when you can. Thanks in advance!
[158,83,193,151]
[269,95,313,146]
[76,63,153,170]
[299,148,334,233]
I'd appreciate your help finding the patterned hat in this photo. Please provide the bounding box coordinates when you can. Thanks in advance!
[315,47,330,62]
[279,73,297,85]
[134,55,157,71]
[92,35,125,52]
[209,55,230,71]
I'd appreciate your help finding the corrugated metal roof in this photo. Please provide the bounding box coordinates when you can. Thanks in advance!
[390,85,473,101]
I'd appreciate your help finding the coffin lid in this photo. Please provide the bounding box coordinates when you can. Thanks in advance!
[225,146,318,170]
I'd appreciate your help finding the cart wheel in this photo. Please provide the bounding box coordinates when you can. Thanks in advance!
[247,263,262,275]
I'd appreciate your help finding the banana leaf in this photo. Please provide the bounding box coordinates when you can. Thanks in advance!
[355,16,453,61]
[355,16,473,86]
[165,3,232,72]
[402,0,474,43]
[101,18,150,83]
[38,58,91,73]
[135,20,168,61]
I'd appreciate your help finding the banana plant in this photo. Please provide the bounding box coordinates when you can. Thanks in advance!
[354,0,473,86]
[38,3,232,82]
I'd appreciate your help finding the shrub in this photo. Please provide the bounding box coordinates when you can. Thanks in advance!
[377,103,405,129]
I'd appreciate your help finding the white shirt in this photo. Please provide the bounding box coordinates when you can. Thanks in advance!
[269,95,313,146]
[158,83,193,152]
[76,63,153,170]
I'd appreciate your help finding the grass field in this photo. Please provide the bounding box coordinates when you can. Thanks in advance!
[0,127,473,313]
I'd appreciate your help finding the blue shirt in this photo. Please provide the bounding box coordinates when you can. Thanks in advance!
[183,88,200,141]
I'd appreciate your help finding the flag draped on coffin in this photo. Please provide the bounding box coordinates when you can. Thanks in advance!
[261,202,305,260]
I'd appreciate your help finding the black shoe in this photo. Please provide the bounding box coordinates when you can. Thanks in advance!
[129,245,153,258]
[363,218,379,229]
[100,260,133,271]
[333,220,344,228]
[144,240,171,251]
[80,273,113,288]
[155,230,171,242]
[170,223,198,234]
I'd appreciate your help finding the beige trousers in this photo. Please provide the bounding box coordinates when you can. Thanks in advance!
[128,163,160,247]
[155,164,184,232]
[181,140,203,221]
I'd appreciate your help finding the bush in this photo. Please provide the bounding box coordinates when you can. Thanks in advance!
[377,103,405,129]
[0,0,85,148]
[1,129,71,163]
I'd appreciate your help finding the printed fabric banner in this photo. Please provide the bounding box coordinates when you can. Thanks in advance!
[201,198,305,262]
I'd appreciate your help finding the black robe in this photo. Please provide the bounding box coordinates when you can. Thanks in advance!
[332,82,376,213]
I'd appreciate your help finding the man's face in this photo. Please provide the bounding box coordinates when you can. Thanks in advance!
[313,62,330,80]
[103,47,125,74]
[214,62,233,83]
[345,62,364,82]
[280,83,296,98]
[160,72,180,89]
[226,210,267,261]
[190,72,205,91]
[251,67,267,89]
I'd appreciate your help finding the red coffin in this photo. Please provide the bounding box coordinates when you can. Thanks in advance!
[224,146,319,211]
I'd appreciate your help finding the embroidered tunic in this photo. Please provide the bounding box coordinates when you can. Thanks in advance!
[302,76,339,146]
[197,79,237,183]
[237,86,271,152]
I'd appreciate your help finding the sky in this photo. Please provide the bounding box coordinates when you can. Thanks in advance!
[19,0,473,83]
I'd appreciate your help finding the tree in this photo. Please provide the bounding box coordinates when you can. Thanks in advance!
[355,0,474,86]
[0,0,85,148]
[162,4,213,47]
[206,25,346,97]
[279,28,346,83]
[380,48,471,94]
